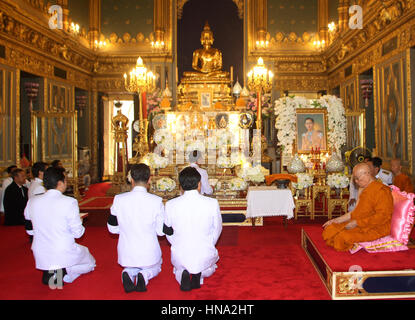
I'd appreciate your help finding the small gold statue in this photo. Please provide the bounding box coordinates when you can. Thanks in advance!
[183,22,229,79]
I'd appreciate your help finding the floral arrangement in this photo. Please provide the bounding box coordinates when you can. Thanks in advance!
[146,89,163,118]
[292,173,314,190]
[228,178,248,191]
[217,155,233,168]
[274,95,346,155]
[141,152,169,169]
[230,152,248,167]
[327,173,349,189]
[153,129,174,151]
[156,177,176,192]
[237,165,269,184]
[247,92,272,118]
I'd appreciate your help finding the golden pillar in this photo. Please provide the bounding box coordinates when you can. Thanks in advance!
[89,0,101,48]
[338,0,349,32]
[318,0,329,44]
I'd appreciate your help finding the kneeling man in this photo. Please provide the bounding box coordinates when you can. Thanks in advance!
[322,163,394,251]
[108,164,165,293]
[24,167,96,286]
[165,167,222,291]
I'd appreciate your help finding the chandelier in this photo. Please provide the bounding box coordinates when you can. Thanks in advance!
[124,57,156,95]
[247,57,273,93]
[247,57,273,136]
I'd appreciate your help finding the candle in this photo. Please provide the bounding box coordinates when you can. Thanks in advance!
[176,67,178,84]
[230,66,233,83]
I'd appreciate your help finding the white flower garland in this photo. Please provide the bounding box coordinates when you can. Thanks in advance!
[274,95,346,155]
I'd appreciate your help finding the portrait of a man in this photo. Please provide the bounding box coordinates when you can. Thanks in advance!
[296,110,327,153]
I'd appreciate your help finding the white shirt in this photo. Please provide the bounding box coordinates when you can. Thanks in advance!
[28,178,46,199]
[109,186,165,267]
[24,189,86,270]
[190,163,213,195]
[165,190,222,274]
[0,177,12,212]
[376,169,393,185]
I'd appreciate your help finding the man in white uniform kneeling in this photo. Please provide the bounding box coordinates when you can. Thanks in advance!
[24,167,95,287]
[108,163,166,293]
[165,167,222,291]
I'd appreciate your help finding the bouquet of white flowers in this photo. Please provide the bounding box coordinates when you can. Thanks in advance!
[228,178,248,191]
[292,173,314,190]
[153,129,175,151]
[156,177,176,192]
[237,165,268,184]
[327,173,349,189]
[142,153,169,169]
[217,155,234,168]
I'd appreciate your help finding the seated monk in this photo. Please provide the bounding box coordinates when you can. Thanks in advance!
[322,163,394,251]
[391,158,414,194]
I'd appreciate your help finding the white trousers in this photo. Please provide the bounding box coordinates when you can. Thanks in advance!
[63,245,96,283]
[122,259,162,285]
[173,264,217,286]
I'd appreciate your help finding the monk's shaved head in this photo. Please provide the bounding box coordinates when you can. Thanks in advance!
[353,163,375,188]
[353,163,371,175]
[391,158,402,175]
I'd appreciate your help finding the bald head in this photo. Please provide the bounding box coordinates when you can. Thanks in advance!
[391,158,402,175]
[353,163,375,189]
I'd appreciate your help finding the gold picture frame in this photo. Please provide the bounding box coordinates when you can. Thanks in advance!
[296,108,328,154]
[198,89,213,110]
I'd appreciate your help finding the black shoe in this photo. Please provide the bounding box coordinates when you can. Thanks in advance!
[136,273,147,292]
[191,272,201,289]
[42,271,50,285]
[122,272,136,293]
[180,270,191,291]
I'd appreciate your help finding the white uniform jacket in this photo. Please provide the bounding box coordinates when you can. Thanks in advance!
[190,163,213,195]
[28,178,46,199]
[165,190,222,274]
[376,169,393,185]
[24,189,87,270]
[109,186,165,268]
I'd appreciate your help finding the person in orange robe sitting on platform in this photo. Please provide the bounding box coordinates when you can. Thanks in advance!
[391,159,414,194]
[322,163,394,251]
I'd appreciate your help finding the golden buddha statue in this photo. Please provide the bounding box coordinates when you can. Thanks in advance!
[183,22,229,79]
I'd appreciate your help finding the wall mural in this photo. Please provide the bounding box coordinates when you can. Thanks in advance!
[267,0,318,38]
[101,0,154,40]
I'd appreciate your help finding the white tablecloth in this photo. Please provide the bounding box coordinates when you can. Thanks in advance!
[246,186,295,219]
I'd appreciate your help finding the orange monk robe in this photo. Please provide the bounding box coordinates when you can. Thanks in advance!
[322,181,393,251]
[393,173,414,194]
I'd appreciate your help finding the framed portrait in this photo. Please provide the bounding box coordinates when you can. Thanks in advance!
[296,109,328,154]
[199,89,213,110]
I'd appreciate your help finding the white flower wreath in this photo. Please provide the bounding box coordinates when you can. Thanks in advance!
[274,95,346,155]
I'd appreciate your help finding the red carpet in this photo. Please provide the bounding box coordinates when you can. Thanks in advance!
[0,218,331,300]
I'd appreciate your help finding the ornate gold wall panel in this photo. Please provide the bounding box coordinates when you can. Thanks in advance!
[31,78,78,175]
[374,50,411,173]
[341,75,358,112]
[0,63,19,169]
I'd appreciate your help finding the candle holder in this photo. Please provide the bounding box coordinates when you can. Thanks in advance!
[124,57,157,160]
